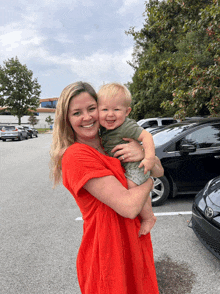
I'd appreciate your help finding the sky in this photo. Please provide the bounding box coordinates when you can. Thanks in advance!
[0,0,147,99]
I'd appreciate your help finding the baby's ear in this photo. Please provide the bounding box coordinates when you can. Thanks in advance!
[126,107,132,116]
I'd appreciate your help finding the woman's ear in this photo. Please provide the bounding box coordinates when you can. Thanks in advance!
[125,107,132,116]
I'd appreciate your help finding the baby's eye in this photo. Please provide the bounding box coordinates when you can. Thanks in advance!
[114,108,120,111]
[102,108,108,111]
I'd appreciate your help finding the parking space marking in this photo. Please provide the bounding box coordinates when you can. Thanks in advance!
[154,211,192,216]
[75,211,192,221]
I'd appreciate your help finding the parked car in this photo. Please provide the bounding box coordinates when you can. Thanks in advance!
[0,125,9,140]
[23,126,38,138]
[150,118,220,206]
[137,117,178,133]
[191,176,220,260]
[31,127,38,137]
[1,125,29,141]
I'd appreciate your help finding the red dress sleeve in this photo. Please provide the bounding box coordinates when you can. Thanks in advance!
[62,143,126,198]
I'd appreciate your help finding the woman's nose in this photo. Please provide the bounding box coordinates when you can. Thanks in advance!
[83,111,91,120]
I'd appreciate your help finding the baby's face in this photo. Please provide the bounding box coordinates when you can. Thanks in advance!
[98,93,131,130]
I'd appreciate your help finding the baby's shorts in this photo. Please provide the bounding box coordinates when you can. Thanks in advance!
[123,161,151,186]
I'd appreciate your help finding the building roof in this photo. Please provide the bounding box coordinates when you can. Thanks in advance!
[37,108,56,113]
[0,107,56,113]
[40,98,58,102]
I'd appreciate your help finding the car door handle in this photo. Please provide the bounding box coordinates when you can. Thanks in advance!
[214,155,220,159]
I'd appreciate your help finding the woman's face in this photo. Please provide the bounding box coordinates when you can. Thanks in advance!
[68,92,100,143]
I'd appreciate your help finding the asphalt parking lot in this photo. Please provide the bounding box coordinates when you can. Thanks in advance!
[0,134,220,294]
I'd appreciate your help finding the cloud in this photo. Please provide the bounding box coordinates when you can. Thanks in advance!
[117,0,142,15]
[0,0,144,98]
[0,21,46,60]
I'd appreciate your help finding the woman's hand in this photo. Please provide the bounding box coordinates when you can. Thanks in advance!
[111,138,144,163]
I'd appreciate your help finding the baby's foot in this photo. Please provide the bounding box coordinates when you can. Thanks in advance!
[139,216,157,237]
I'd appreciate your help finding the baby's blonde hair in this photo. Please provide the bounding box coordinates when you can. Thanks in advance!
[98,83,132,107]
[50,81,98,187]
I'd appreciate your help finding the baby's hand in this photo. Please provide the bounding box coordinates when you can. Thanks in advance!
[138,158,155,174]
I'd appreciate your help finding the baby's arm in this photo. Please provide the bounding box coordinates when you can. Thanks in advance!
[137,130,155,174]
[151,156,164,178]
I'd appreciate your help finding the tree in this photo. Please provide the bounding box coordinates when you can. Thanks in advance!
[45,115,54,127]
[161,0,220,119]
[28,113,39,127]
[0,57,41,124]
[126,0,219,120]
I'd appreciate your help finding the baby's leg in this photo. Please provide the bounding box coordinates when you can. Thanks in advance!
[127,178,157,236]
[139,197,157,236]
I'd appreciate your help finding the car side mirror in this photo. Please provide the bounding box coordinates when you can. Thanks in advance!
[180,144,196,154]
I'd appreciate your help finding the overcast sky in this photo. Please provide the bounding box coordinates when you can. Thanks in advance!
[0,0,146,99]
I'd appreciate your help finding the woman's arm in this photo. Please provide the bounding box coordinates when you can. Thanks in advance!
[83,176,153,219]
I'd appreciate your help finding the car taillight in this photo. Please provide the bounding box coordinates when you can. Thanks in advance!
[13,128,18,131]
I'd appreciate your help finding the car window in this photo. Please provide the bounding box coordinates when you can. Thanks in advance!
[153,123,196,147]
[142,120,158,128]
[3,126,15,130]
[177,124,220,150]
[161,119,177,126]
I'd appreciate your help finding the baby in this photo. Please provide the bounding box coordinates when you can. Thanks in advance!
[98,83,158,236]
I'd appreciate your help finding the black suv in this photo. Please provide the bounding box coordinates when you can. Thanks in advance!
[151,118,220,206]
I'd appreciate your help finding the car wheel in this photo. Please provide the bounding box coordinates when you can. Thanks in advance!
[18,134,22,141]
[35,134,38,137]
[2,139,6,142]
[26,134,28,140]
[150,176,170,206]
[30,134,32,138]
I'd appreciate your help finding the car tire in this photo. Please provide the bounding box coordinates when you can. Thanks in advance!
[2,139,6,142]
[35,134,38,137]
[18,134,22,141]
[150,176,170,206]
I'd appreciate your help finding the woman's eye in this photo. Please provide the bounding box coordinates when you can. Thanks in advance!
[73,112,80,116]
[89,107,96,111]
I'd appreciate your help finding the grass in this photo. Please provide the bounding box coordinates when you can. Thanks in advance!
[36,128,51,134]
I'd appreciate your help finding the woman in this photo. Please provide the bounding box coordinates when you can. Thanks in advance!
[50,82,163,294]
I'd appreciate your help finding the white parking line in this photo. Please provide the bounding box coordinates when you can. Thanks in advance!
[154,211,192,216]
[75,211,192,221]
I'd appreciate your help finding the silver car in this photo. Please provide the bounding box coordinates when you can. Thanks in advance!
[1,125,28,141]
[0,125,8,140]
[137,117,178,133]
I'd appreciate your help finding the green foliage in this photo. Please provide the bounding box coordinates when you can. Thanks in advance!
[0,57,41,124]
[127,0,219,120]
[28,113,39,127]
[45,115,54,126]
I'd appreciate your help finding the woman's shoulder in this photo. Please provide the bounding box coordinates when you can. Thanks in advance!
[63,143,99,163]
[65,142,88,153]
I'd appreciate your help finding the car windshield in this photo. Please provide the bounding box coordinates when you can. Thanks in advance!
[153,122,198,147]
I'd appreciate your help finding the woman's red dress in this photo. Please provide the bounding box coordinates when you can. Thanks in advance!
[62,143,159,294]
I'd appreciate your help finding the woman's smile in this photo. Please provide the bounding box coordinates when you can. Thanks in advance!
[82,123,95,128]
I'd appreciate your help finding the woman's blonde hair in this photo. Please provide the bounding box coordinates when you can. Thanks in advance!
[98,83,132,107]
[50,81,97,187]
